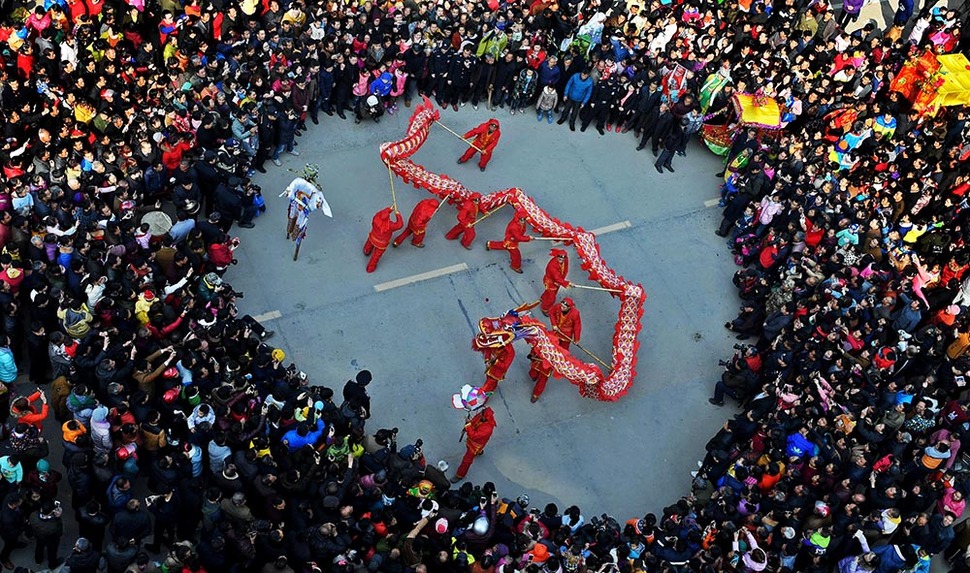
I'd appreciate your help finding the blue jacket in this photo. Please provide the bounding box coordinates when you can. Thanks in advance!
[537,62,561,87]
[0,347,16,384]
[563,73,593,106]
[369,73,394,97]
[282,419,326,452]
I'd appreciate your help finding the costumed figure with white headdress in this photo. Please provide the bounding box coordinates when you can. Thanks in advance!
[281,164,332,261]
[450,385,495,483]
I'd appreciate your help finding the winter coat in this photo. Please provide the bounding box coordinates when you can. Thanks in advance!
[0,347,16,383]
[447,53,478,86]
[90,406,113,456]
[513,69,538,99]
[29,510,63,540]
[563,72,593,105]
[536,88,558,111]
[537,61,561,86]
[318,68,334,101]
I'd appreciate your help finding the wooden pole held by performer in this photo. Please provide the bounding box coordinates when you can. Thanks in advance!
[563,336,609,372]
[434,121,486,154]
[386,163,399,214]
[470,204,508,227]
[569,284,623,294]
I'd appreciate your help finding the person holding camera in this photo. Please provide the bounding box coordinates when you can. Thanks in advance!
[709,344,762,407]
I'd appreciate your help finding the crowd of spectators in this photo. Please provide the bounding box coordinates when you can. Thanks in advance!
[0,0,969,569]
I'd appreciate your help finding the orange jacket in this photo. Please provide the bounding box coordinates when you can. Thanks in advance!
[12,391,48,430]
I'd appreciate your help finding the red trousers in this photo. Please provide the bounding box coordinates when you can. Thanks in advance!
[459,147,492,169]
[455,446,480,479]
[393,225,427,247]
[481,374,501,393]
[540,287,561,313]
[530,362,551,398]
[445,224,476,248]
[487,240,522,271]
[363,239,388,272]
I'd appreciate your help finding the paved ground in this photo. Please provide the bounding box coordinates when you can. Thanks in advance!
[230,104,743,519]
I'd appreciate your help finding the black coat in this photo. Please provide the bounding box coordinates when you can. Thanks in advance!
[589,79,621,107]
[494,57,522,92]
[446,54,479,87]
[64,547,103,573]
[403,47,429,82]
[652,110,675,140]
[109,508,152,543]
[0,499,23,540]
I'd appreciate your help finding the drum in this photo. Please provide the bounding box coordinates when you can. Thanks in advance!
[141,211,173,245]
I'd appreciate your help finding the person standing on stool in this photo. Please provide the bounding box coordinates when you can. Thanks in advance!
[486,209,531,273]
[451,406,496,483]
[445,194,481,249]
[363,206,403,273]
[457,119,501,171]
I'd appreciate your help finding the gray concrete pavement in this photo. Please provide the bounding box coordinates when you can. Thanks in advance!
[229,104,746,519]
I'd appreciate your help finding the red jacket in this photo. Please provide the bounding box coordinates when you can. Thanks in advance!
[542,256,569,290]
[501,215,531,246]
[208,242,234,268]
[463,120,501,154]
[455,198,480,228]
[406,198,440,231]
[464,407,496,454]
[484,343,515,381]
[550,301,582,342]
[368,207,404,249]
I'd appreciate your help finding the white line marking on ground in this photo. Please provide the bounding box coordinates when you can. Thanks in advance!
[703,198,721,208]
[374,263,470,292]
[589,220,632,235]
[252,310,283,323]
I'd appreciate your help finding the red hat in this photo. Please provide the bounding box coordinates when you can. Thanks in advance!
[142,290,155,301]
[550,249,567,257]
[562,297,575,307]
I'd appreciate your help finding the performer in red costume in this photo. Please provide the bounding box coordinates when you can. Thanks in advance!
[549,297,582,350]
[363,207,403,273]
[486,210,531,273]
[540,249,570,314]
[457,119,501,171]
[393,197,440,248]
[528,349,555,403]
[473,334,515,394]
[451,406,496,483]
[445,194,481,249]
